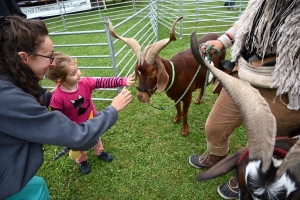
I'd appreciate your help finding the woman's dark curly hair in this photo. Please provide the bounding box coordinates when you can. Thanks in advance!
[0,15,49,104]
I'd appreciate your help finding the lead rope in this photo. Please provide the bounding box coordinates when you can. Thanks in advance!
[148,44,221,110]
[148,62,202,110]
[200,43,221,101]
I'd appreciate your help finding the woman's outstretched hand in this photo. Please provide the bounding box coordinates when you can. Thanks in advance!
[111,89,132,111]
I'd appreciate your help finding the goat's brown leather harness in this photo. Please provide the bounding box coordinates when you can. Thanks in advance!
[136,85,157,94]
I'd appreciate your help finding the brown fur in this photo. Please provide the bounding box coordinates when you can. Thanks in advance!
[135,33,226,136]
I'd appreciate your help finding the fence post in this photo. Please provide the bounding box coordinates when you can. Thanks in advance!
[196,0,199,21]
[179,0,183,39]
[103,16,119,94]
[155,0,159,41]
[56,0,68,31]
[133,0,136,14]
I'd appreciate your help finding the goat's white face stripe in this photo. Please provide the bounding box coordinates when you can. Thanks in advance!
[271,157,282,168]
[137,70,141,75]
[245,160,261,185]
[246,160,265,196]
[245,160,296,199]
[268,173,296,198]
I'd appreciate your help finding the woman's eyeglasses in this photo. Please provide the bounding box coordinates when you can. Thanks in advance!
[33,52,55,64]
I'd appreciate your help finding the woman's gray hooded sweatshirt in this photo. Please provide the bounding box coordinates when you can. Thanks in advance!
[0,74,118,199]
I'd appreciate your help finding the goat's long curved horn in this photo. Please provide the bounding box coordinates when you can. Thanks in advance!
[144,16,183,64]
[190,31,276,173]
[108,18,143,65]
[276,138,300,181]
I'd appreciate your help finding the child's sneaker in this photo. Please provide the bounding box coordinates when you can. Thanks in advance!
[97,151,113,162]
[80,161,91,175]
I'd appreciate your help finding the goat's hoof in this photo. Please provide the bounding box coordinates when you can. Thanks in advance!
[195,98,202,104]
[181,131,189,136]
[173,118,180,123]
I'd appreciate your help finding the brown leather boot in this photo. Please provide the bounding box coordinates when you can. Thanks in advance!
[189,151,227,168]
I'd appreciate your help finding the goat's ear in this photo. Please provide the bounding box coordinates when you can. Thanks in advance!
[156,60,169,92]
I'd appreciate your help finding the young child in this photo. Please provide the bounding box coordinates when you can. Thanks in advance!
[46,52,135,174]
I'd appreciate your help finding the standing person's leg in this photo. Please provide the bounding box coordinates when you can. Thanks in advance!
[206,88,242,156]
[230,0,236,9]
[230,0,235,6]
[189,88,242,168]
[95,138,113,162]
[94,138,104,155]
[224,1,229,8]
[6,176,50,200]
[76,151,90,175]
[188,75,242,199]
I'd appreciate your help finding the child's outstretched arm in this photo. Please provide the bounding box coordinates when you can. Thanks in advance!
[126,73,135,86]
[94,75,133,88]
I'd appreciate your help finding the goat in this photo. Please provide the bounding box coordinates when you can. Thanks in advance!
[108,17,226,136]
[190,31,300,199]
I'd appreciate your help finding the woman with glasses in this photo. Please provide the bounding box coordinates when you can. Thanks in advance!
[0,15,132,199]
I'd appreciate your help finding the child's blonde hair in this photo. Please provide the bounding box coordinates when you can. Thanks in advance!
[46,52,77,83]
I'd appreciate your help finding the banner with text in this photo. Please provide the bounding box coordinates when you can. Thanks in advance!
[20,0,92,19]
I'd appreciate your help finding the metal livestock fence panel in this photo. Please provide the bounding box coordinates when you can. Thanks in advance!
[43,1,158,101]
[41,0,248,101]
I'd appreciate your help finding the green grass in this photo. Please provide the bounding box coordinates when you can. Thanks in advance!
[39,4,248,199]
[41,88,247,199]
